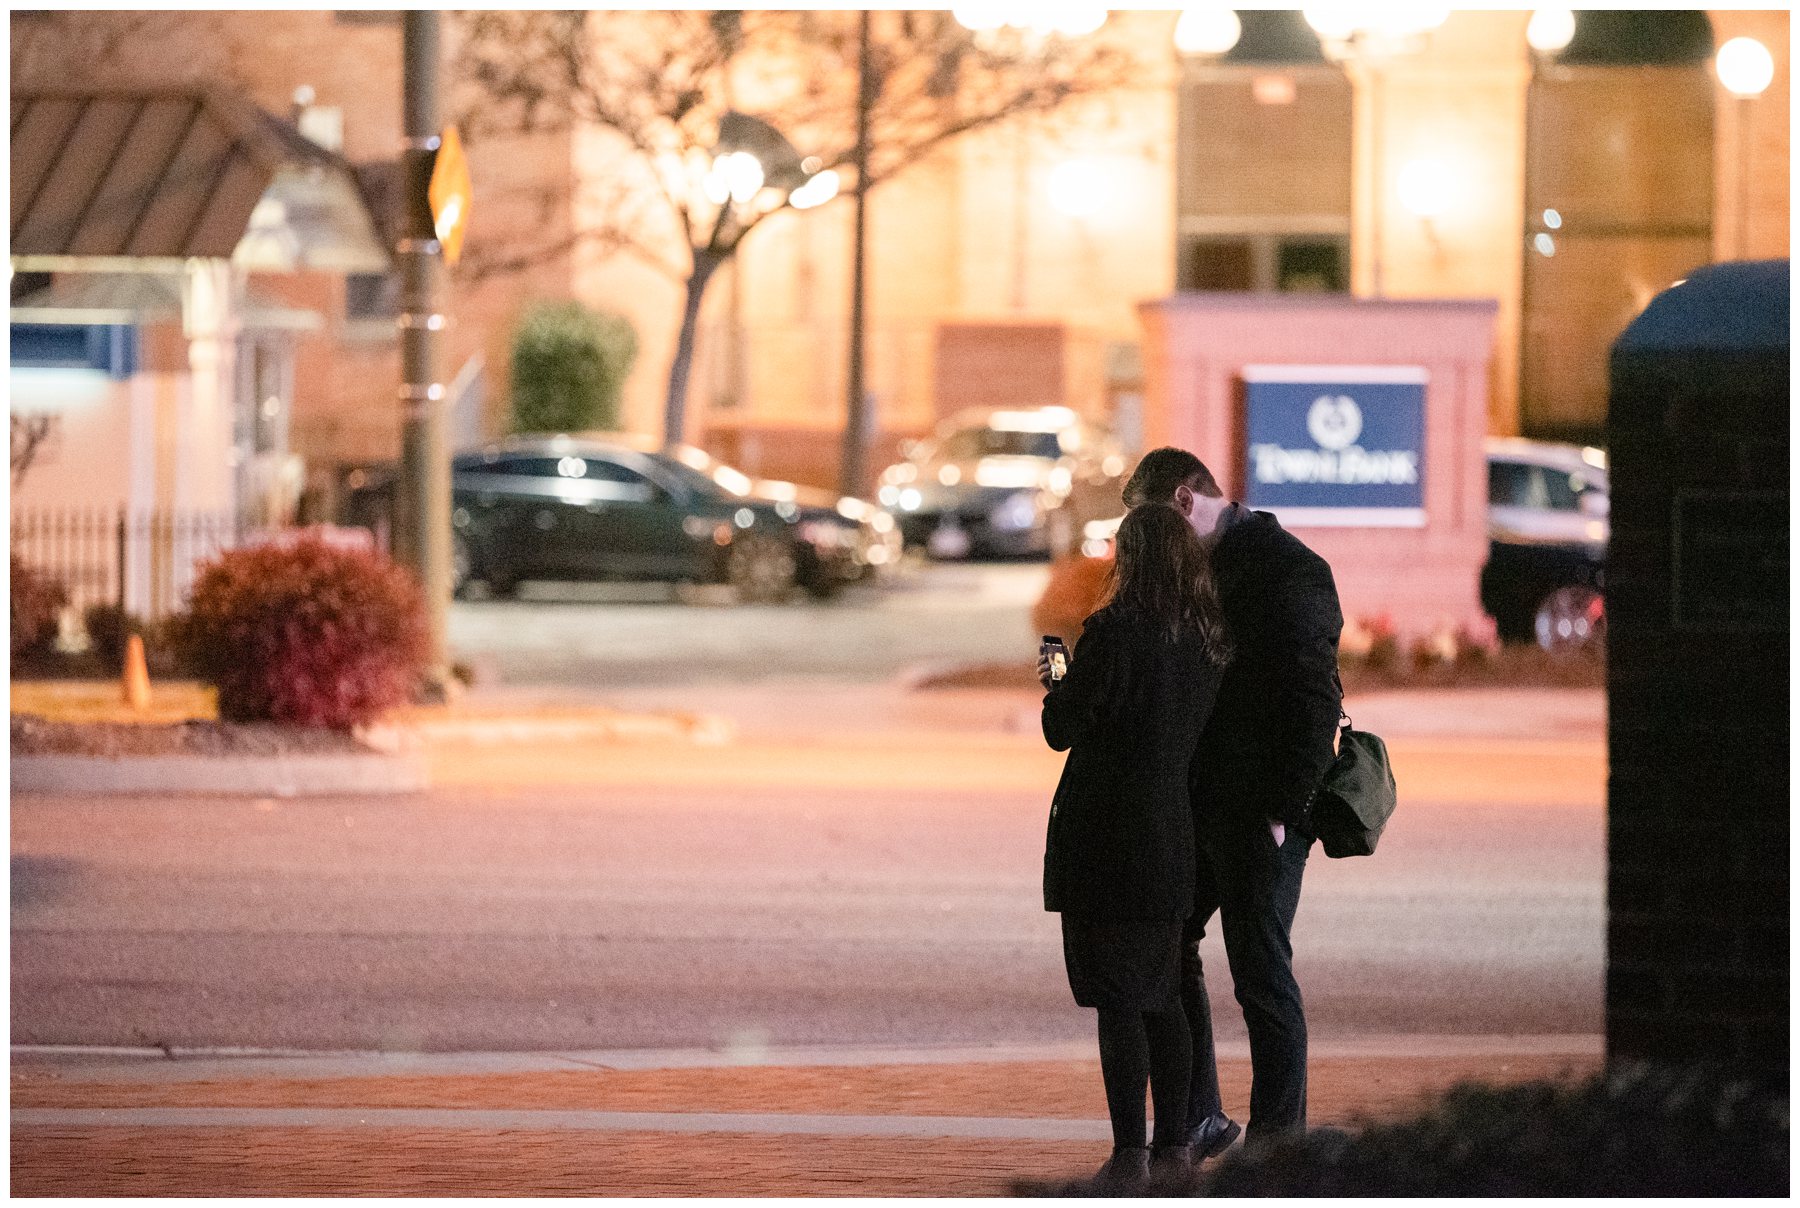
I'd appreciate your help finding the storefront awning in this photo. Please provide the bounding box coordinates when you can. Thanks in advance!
[11,88,387,273]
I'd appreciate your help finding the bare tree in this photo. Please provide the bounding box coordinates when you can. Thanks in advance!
[11,414,57,489]
[454,10,1139,445]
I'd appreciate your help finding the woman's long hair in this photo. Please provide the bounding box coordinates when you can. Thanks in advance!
[1105,504,1233,667]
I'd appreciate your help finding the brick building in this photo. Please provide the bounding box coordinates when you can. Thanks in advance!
[11,10,1788,495]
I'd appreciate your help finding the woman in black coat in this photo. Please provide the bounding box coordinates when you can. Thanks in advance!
[1040,504,1231,1189]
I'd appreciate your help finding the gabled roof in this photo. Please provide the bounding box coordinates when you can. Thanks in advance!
[11,88,384,269]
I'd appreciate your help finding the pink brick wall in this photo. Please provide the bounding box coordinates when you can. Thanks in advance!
[1138,294,1498,639]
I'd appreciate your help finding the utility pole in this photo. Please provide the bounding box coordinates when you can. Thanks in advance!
[839,9,875,499]
[396,10,452,697]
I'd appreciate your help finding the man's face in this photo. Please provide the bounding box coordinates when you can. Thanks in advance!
[1172,483,1229,539]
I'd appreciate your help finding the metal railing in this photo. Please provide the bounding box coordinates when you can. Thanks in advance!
[11,508,250,622]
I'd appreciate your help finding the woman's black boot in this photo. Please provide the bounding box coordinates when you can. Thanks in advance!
[1092,1145,1152,1193]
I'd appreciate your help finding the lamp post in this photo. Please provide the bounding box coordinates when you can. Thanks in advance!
[1301,6,1448,298]
[1715,36,1775,259]
[396,10,451,697]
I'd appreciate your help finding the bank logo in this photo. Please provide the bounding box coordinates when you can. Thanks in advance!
[1307,394,1363,451]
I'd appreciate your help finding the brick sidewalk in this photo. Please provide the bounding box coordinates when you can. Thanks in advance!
[12,1050,1599,1196]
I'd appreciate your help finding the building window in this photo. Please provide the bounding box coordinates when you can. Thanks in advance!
[9,324,137,377]
[346,272,400,321]
[1520,13,1715,443]
[1182,234,1348,294]
[1176,23,1351,295]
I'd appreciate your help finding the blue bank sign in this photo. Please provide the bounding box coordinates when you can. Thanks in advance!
[1241,365,1427,527]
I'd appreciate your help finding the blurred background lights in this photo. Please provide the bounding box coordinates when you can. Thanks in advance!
[954,3,1106,38]
[1174,7,1241,56]
[1372,6,1448,39]
[1534,233,1556,257]
[703,152,767,205]
[950,4,1007,32]
[788,169,840,211]
[1526,9,1576,53]
[1048,159,1111,218]
[1306,5,1446,44]
[1716,37,1775,98]
[1396,158,1453,218]
[1300,6,1361,42]
[1543,208,1562,229]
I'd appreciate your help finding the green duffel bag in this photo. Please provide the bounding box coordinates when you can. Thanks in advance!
[1310,712,1398,858]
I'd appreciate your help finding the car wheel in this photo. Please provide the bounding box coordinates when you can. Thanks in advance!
[484,561,519,600]
[1534,585,1604,654]
[728,532,797,604]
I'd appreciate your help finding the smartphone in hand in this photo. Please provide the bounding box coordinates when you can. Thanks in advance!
[1040,635,1069,684]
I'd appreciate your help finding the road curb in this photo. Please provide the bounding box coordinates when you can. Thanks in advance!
[10,751,429,797]
[11,1035,1606,1085]
[404,710,734,746]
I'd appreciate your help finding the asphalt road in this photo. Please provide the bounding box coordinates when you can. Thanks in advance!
[446,558,1052,688]
[12,692,1605,1053]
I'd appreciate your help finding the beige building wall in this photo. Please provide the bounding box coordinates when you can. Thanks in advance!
[1354,11,1531,435]
[1708,10,1791,262]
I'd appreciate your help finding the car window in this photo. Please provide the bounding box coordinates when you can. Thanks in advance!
[1539,469,1588,511]
[1489,461,1535,507]
[940,428,1062,460]
[1490,460,1599,512]
[575,457,649,485]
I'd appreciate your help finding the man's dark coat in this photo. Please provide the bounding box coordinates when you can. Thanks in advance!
[1191,509,1344,833]
[1042,604,1224,921]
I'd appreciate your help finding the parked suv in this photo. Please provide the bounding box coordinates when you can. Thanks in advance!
[1480,437,1609,651]
[875,406,1127,559]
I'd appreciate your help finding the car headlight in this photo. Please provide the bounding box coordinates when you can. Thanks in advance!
[800,520,852,548]
[989,490,1040,532]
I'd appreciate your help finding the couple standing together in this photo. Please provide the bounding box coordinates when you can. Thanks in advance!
[1038,447,1345,1189]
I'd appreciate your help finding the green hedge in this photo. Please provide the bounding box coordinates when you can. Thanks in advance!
[510,301,639,436]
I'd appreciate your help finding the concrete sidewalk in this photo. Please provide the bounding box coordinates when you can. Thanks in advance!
[13,1038,1602,1196]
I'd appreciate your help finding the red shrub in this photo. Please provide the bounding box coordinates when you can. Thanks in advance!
[174,537,429,729]
[11,555,68,668]
[1032,553,1115,645]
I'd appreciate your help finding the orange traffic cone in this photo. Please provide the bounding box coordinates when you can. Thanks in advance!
[122,634,151,711]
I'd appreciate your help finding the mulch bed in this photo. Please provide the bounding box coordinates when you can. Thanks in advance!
[11,715,373,758]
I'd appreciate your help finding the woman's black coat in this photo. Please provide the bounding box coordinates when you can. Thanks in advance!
[1041,604,1223,921]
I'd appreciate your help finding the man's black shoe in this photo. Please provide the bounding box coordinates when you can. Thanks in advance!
[1184,1112,1241,1160]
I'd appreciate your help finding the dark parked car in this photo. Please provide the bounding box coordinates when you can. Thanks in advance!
[874,406,1128,559]
[346,435,897,602]
[1480,437,1609,651]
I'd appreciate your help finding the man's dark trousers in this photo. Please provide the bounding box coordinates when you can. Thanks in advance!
[1181,811,1312,1140]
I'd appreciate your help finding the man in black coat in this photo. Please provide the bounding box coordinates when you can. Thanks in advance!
[1122,447,1344,1151]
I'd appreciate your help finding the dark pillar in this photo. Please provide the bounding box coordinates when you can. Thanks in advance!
[1605,259,1789,1078]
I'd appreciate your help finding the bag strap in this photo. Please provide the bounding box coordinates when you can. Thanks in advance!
[1333,666,1351,732]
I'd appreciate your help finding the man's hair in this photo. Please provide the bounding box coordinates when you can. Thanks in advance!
[1121,447,1222,508]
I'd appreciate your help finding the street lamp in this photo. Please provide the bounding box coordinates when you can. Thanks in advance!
[1525,8,1576,55]
[1716,36,1774,258]
[1174,6,1241,57]
[1302,5,1448,297]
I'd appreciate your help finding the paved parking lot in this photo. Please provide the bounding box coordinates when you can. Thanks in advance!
[448,558,1051,688]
